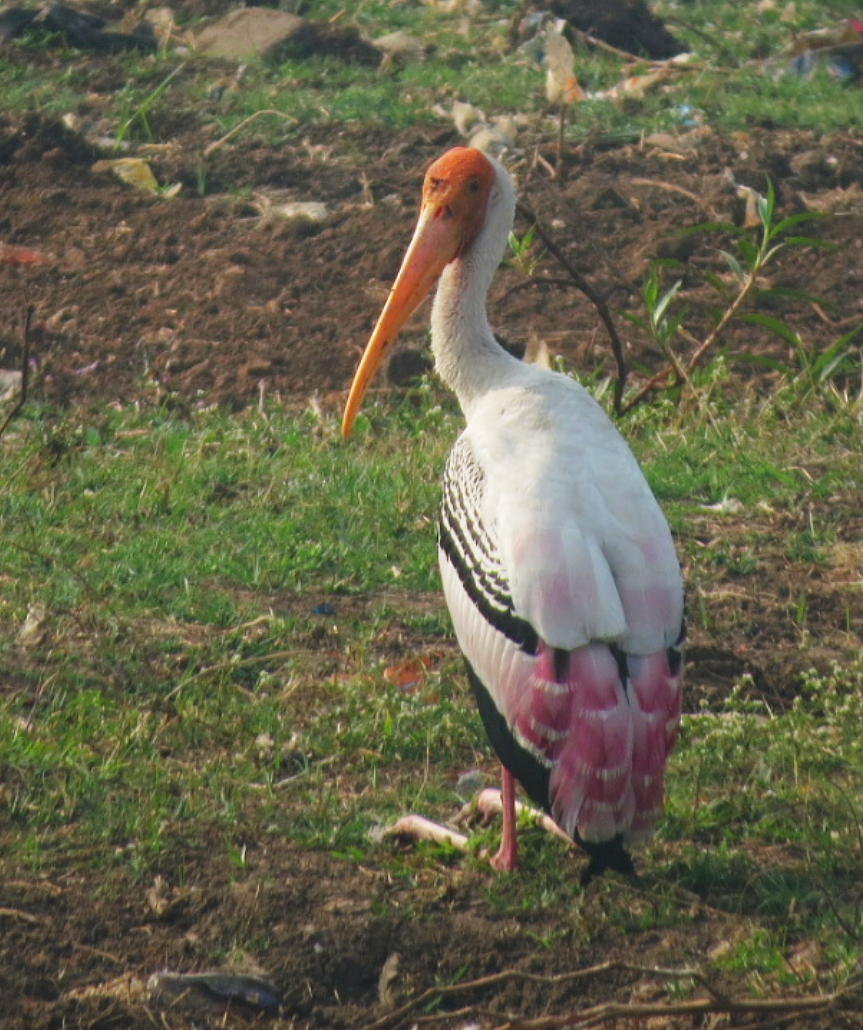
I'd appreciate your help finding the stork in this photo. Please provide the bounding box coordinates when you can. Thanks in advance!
[342,147,684,881]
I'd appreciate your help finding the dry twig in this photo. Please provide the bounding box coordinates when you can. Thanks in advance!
[165,648,319,699]
[0,906,46,925]
[203,110,300,156]
[356,957,856,1030]
[515,202,629,414]
[0,305,34,439]
[630,177,721,221]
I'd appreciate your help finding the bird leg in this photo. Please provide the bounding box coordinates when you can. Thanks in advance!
[476,787,574,849]
[380,779,576,871]
[489,767,519,872]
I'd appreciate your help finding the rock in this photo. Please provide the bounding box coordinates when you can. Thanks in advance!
[0,2,156,51]
[191,8,379,65]
[512,0,683,60]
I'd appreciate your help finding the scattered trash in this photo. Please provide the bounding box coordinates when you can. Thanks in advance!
[524,332,552,369]
[671,103,702,128]
[798,182,863,214]
[455,769,486,801]
[434,100,484,137]
[312,602,336,616]
[147,971,281,1017]
[143,5,175,50]
[373,30,428,65]
[382,813,469,851]
[145,875,171,917]
[777,18,863,81]
[91,158,181,197]
[0,242,53,266]
[0,370,23,402]
[433,102,522,158]
[723,170,765,229]
[17,602,49,648]
[253,196,329,223]
[467,116,519,158]
[701,496,744,515]
[542,20,584,105]
[595,69,670,100]
[377,952,401,1008]
[383,655,432,693]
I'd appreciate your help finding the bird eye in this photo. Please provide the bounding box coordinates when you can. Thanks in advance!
[467,178,480,194]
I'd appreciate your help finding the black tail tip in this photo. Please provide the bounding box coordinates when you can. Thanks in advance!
[579,836,635,886]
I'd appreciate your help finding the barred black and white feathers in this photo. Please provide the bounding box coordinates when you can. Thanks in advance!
[439,438,535,651]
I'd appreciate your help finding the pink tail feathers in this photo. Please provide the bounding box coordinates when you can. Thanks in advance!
[510,641,681,846]
[628,652,682,837]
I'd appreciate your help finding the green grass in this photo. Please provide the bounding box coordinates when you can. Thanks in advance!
[2,385,863,1003]
[3,387,863,850]
[3,398,450,623]
[2,0,861,150]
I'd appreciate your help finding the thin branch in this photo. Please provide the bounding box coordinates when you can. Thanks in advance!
[566,25,660,64]
[165,648,320,699]
[357,961,722,1030]
[495,988,848,1029]
[357,957,857,1030]
[203,110,300,156]
[0,906,46,924]
[516,202,629,414]
[809,301,863,330]
[620,265,759,416]
[0,304,33,438]
[630,177,721,221]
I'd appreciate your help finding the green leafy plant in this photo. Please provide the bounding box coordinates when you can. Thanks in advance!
[621,181,841,413]
[507,226,544,277]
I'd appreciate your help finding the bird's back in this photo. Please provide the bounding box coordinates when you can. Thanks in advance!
[438,369,684,858]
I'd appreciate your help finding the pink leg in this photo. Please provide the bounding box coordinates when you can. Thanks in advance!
[490,766,519,872]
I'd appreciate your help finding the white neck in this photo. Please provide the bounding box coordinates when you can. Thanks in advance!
[430,158,521,415]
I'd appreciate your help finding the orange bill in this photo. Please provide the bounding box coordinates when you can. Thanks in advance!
[341,201,462,437]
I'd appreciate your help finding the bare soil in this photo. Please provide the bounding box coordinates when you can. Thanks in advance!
[2,43,863,1030]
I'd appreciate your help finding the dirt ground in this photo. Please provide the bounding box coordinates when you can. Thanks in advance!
[2,33,863,1030]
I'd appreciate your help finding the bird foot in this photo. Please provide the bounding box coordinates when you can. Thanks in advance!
[380,791,575,869]
[489,839,518,873]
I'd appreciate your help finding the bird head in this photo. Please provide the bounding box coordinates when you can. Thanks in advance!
[342,147,494,437]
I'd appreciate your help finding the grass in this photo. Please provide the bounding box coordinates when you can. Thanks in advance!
[3,391,863,902]
[2,396,863,1021]
[2,0,862,149]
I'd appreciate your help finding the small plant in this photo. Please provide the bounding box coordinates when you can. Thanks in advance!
[507,226,544,278]
[113,62,186,149]
[622,181,836,413]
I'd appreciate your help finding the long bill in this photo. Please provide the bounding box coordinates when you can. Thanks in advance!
[342,201,461,438]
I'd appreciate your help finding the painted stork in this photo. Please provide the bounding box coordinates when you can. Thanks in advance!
[342,147,685,882]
